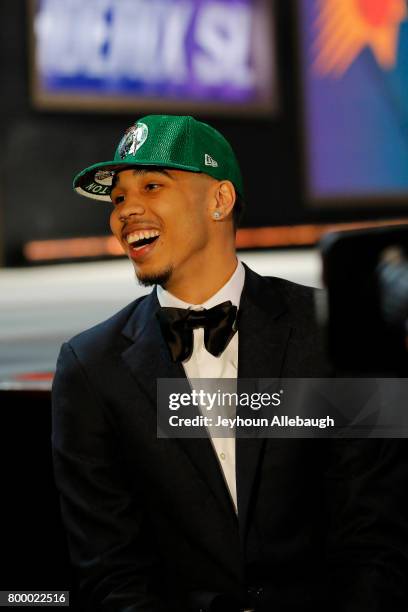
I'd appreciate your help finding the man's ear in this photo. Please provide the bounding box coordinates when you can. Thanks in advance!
[210,181,236,221]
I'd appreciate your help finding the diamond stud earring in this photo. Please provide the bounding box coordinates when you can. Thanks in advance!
[213,211,221,220]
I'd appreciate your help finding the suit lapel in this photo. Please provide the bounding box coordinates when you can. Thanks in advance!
[120,289,237,519]
[121,289,185,403]
[236,265,291,536]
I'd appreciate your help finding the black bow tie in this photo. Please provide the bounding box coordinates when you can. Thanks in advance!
[156,300,239,362]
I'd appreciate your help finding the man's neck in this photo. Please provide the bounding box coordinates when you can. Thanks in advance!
[163,256,239,304]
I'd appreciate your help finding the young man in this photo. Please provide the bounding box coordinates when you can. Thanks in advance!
[52,115,408,611]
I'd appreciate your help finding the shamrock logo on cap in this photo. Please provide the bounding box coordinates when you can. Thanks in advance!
[118,122,149,159]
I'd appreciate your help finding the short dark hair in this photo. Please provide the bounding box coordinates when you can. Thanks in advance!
[232,194,245,231]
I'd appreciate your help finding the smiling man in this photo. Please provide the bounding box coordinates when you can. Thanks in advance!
[109,167,237,301]
[52,115,408,612]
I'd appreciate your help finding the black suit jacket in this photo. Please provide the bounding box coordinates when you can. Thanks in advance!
[51,265,408,611]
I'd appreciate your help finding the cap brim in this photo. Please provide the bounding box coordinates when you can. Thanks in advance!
[73,159,202,202]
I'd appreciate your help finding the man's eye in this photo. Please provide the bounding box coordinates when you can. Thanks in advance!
[113,195,125,205]
[146,183,160,191]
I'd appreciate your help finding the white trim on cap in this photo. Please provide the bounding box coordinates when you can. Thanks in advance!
[75,186,112,202]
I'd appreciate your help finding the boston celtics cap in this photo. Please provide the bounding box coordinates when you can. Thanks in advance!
[73,114,244,202]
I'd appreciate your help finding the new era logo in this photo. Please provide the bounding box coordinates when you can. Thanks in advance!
[204,154,218,168]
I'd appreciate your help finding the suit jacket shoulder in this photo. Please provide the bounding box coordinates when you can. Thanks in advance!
[65,292,151,361]
[261,273,318,318]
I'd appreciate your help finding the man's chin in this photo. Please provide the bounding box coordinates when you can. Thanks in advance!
[134,265,173,288]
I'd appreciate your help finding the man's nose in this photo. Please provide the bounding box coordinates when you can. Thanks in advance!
[118,197,146,221]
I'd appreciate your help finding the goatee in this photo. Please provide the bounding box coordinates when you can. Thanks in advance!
[136,266,173,288]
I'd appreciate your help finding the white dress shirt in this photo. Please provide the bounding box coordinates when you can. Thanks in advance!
[157,260,245,512]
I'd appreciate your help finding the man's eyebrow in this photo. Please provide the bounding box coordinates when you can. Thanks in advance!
[111,168,173,190]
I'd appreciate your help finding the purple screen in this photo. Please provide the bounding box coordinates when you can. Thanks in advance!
[33,0,277,111]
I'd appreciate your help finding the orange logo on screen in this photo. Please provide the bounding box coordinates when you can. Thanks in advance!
[313,0,407,76]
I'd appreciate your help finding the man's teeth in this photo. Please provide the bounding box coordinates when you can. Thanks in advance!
[126,229,160,244]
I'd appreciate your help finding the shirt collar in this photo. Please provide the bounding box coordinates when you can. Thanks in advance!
[156,259,245,310]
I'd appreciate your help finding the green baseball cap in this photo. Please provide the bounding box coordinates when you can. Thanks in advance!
[73,114,244,202]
